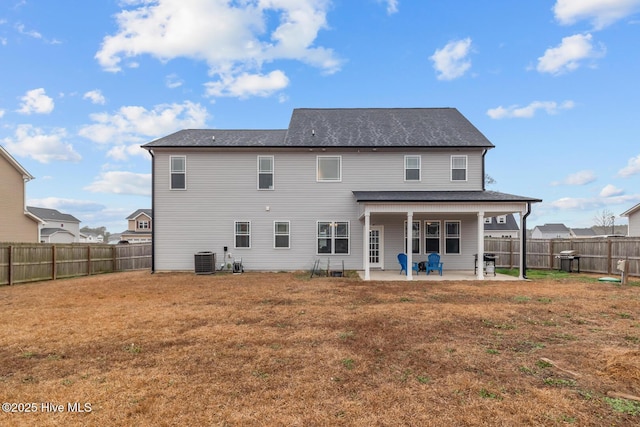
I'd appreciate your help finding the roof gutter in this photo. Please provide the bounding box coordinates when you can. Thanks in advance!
[482,149,487,191]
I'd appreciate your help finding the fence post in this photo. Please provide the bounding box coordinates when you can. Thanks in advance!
[607,239,612,275]
[8,245,13,286]
[549,240,555,270]
[52,245,57,280]
[112,245,117,272]
[87,245,92,276]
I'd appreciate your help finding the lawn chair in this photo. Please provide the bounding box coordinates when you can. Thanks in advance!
[426,253,443,276]
[397,253,419,276]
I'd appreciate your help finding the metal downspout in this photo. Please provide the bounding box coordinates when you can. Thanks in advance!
[522,202,531,279]
[482,149,487,191]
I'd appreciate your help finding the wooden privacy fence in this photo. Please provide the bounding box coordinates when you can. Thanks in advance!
[485,237,640,277]
[0,243,152,285]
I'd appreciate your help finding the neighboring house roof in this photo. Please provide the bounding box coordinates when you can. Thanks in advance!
[621,202,640,217]
[484,214,519,231]
[533,223,570,234]
[26,206,80,223]
[127,208,152,220]
[352,190,540,203]
[570,228,596,237]
[142,108,496,149]
[0,145,34,181]
[40,228,75,237]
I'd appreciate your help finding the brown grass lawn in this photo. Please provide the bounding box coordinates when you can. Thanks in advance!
[1,271,640,426]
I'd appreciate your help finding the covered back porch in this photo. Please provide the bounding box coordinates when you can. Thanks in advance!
[353,191,540,281]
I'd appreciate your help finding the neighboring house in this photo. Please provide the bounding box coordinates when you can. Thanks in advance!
[27,206,81,243]
[621,202,640,236]
[569,228,596,238]
[142,108,541,280]
[0,146,42,242]
[121,209,152,243]
[531,223,571,239]
[80,233,104,243]
[484,214,519,238]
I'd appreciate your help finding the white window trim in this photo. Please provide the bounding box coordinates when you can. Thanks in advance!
[257,155,275,190]
[404,155,421,182]
[316,155,342,182]
[170,155,187,190]
[274,220,290,249]
[424,220,441,254]
[450,155,468,182]
[444,220,461,255]
[316,220,350,255]
[403,220,421,254]
[234,221,251,249]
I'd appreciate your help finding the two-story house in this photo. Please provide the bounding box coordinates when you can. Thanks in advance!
[121,209,153,243]
[484,214,520,238]
[143,108,541,280]
[0,146,42,242]
[26,206,81,243]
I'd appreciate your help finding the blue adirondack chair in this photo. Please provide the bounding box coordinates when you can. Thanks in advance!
[397,253,419,276]
[426,253,443,276]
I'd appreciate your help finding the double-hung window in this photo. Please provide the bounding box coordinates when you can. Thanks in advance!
[404,155,421,181]
[235,221,251,248]
[404,220,420,254]
[425,221,440,253]
[274,221,290,249]
[317,221,349,254]
[444,221,461,254]
[170,156,186,189]
[258,156,274,190]
[138,220,150,230]
[317,156,341,182]
[451,155,467,181]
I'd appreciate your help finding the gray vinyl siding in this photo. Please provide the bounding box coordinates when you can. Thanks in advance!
[629,211,640,237]
[152,149,484,271]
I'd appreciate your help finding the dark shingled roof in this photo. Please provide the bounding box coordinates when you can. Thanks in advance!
[352,191,541,203]
[142,108,495,149]
[26,206,80,223]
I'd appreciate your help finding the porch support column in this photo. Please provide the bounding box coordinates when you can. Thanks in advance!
[406,211,413,281]
[477,211,485,280]
[364,211,371,281]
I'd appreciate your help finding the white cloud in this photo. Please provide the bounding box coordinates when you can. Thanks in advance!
[95,0,341,98]
[107,144,149,161]
[83,90,106,105]
[553,0,640,30]
[600,184,624,197]
[165,73,184,89]
[565,170,597,185]
[2,124,81,163]
[0,109,5,118]
[379,0,399,15]
[487,100,575,119]
[78,101,208,148]
[17,88,55,115]
[204,70,289,98]
[429,38,472,81]
[549,194,638,210]
[84,171,151,196]
[617,154,640,177]
[537,33,605,75]
[26,197,105,214]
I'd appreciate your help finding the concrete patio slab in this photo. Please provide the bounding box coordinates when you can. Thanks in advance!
[358,269,523,281]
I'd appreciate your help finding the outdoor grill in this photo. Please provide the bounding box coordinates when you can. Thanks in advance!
[557,250,580,273]
[474,253,497,276]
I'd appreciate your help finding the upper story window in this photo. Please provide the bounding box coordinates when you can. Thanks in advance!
[497,215,507,224]
[404,155,421,181]
[484,217,492,224]
[317,156,342,182]
[170,156,186,190]
[451,155,467,181]
[258,156,274,190]
[137,220,150,230]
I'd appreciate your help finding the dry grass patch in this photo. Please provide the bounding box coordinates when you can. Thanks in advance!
[1,271,640,426]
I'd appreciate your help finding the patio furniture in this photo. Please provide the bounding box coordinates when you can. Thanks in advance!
[426,253,443,276]
[397,253,419,276]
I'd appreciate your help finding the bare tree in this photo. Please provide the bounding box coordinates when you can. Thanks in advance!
[593,209,616,234]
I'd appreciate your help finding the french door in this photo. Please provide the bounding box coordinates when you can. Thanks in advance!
[369,226,384,269]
